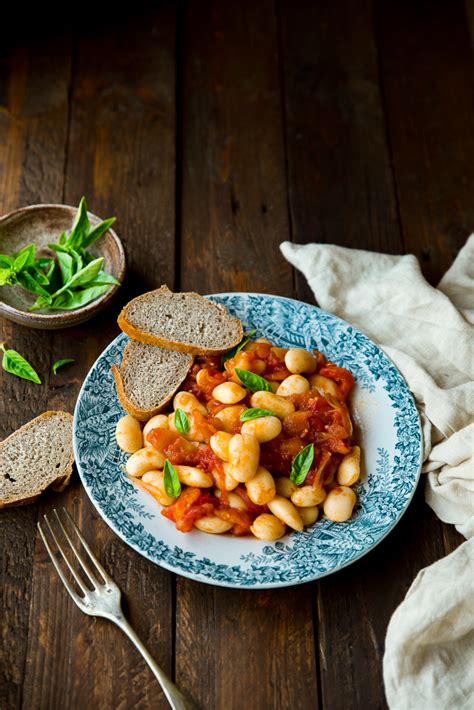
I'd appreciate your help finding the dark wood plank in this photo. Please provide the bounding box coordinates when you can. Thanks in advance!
[467,0,474,45]
[177,2,318,709]
[0,38,72,710]
[376,0,474,285]
[179,0,293,296]
[279,0,402,305]
[18,6,177,708]
[279,2,455,708]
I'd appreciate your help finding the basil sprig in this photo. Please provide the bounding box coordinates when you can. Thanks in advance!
[163,459,181,498]
[0,197,120,313]
[174,408,190,435]
[1,342,41,384]
[290,443,315,485]
[240,408,274,421]
[234,368,272,393]
[52,358,75,374]
[221,329,256,365]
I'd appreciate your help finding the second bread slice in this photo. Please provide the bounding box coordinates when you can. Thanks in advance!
[117,285,243,355]
[112,340,193,421]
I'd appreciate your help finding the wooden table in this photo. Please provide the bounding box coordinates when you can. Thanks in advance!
[1,2,471,708]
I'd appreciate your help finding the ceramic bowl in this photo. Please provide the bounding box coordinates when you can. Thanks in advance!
[0,204,126,329]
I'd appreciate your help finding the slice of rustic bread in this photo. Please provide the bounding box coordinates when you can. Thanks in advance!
[117,285,243,354]
[0,411,74,508]
[112,340,193,421]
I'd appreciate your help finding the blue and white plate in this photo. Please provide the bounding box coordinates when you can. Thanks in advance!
[73,293,422,589]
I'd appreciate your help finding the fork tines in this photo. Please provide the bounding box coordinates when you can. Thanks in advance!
[37,509,113,603]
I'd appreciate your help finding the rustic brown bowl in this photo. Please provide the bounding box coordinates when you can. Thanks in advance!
[0,204,126,329]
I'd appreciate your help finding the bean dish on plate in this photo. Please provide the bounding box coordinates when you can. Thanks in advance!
[116,337,361,540]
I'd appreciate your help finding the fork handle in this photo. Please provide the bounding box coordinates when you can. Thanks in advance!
[112,615,197,710]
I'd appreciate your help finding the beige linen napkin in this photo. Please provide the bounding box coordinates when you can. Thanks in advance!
[280,237,474,709]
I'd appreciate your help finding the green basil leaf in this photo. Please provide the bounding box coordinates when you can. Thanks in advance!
[59,231,67,245]
[221,329,257,365]
[66,197,90,249]
[64,256,104,289]
[0,267,15,286]
[163,459,181,498]
[240,408,275,421]
[16,271,51,297]
[87,270,121,286]
[69,248,83,272]
[56,251,74,284]
[0,343,41,384]
[47,283,110,310]
[290,443,315,485]
[52,358,75,374]
[234,368,272,393]
[13,244,35,272]
[174,408,190,434]
[81,216,116,249]
[47,244,83,273]
[0,254,14,268]
[45,290,74,310]
[47,243,70,254]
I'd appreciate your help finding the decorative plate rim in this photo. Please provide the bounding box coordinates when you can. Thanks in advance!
[73,292,423,589]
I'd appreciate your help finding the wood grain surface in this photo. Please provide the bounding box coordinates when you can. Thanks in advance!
[0,1,469,708]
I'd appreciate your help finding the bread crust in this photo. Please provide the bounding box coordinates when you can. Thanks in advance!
[0,411,74,508]
[112,342,193,421]
[117,285,243,355]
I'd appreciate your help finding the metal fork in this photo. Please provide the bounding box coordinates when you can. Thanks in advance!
[38,509,196,710]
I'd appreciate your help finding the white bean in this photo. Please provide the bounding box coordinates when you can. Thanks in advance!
[228,433,260,482]
[337,446,361,486]
[245,466,276,505]
[308,374,340,399]
[299,506,319,526]
[241,415,282,443]
[143,414,169,447]
[250,391,295,419]
[284,348,317,375]
[291,485,326,507]
[175,465,213,488]
[250,514,286,541]
[275,477,297,499]
[215,405,246,432]
[267,495,304,531]
[195,368,209,386]
[116,415,143,454]
[194,516,233,534]
[173,391,207,415]
[276,374,310,397]
[141,470,175,506]
[209,431,233,461]
[125,447,165,477]
[212,381,247,404]
[323,486,357,522]
[218,463,240,491]
[214,490,248,510]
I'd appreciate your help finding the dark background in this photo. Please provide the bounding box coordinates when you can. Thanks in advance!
[0,1,471,708]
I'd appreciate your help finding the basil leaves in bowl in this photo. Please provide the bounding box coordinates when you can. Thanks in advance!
[0,200,126,329]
